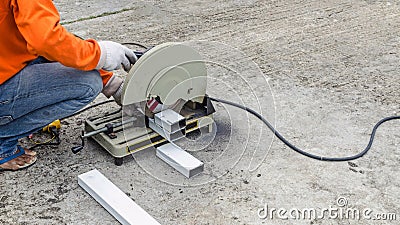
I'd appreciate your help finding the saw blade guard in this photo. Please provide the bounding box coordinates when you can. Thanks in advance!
[121,42,207,107]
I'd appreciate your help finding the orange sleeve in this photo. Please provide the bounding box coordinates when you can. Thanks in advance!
[11,0,100,71]
[99,70,114,86]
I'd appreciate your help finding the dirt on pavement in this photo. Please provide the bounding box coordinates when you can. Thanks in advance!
[1,0,399,224]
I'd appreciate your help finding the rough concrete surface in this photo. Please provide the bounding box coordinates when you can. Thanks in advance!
[1,0,399,224]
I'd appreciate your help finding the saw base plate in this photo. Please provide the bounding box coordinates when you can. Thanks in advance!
[84,107,213,165]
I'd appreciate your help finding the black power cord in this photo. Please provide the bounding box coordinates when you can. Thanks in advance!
[121,42,148,49]
[62,100,116,120]
[209,97,400,161]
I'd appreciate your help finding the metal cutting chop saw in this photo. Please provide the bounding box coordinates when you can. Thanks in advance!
[78,42,215,176]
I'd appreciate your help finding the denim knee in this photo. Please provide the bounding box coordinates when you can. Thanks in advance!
[79,70,103,101]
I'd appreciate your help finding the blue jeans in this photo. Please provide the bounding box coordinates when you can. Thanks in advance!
[0,57,103,158]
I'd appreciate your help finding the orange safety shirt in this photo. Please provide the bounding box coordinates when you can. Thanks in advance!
[0,0,112,85]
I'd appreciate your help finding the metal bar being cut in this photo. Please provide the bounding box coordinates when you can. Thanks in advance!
[148,118,185,142]
[154,109,186,133]
[78,169,161,225]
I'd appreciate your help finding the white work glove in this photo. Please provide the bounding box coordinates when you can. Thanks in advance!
[102,75,124,105]
[96,41,137,72]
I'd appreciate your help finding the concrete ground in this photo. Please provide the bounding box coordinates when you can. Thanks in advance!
[1,0,399,224]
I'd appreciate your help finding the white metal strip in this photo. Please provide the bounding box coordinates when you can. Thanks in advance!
[78,169,161,225]
[156,143,204,178]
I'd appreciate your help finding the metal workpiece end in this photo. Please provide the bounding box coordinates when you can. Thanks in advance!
[156,143,204,178]
[148,118,185,142]
[154,109,186,133]
[148,109,187,141]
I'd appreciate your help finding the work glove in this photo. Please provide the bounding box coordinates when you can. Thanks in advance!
[102,75,124,105]
[96,41,137,72]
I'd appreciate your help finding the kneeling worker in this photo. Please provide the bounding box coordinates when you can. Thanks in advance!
[0,0,135,171]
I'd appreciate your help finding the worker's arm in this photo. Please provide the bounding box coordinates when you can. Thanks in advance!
[11,0,136,85]
[11,0,100,71]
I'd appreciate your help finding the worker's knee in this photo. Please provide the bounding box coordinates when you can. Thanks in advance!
[78,70,103,101]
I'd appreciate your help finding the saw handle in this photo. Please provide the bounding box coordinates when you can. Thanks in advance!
[133,46,153,59]
[134,51,144,59]
[71,131,85,154]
